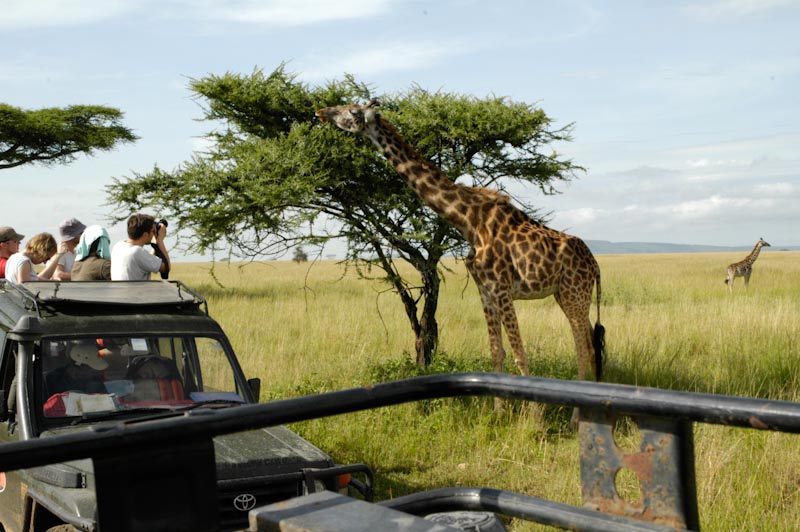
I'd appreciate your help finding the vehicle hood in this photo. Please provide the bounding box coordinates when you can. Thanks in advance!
[214,425,334,480]
[38,424,334,480]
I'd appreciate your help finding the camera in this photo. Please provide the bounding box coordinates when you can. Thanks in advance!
[151,218,170,280]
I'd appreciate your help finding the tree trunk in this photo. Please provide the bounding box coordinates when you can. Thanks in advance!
[415,260,440,367]
[388,272,437,368]
[370,243,442,367]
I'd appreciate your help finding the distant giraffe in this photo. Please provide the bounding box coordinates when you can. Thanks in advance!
[725,237,771,292]
[316,100,605,382]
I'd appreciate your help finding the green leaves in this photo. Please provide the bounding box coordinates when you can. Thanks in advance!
[105,64,584,262]
[384,88,582,196]
[0,103,137,169]
[104,64,587,363]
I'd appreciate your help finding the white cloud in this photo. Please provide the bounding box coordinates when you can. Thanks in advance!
[614,166,681,179]
[753,182,794,195]
[0,0,134,28]
[186,0,393,25]
[560,207,601,225]
[299,41,466,81]
[686,158,720,168]
[664,195,744,219]
[662,133,800,181]
[544,153,800,243]
[682,0,798,20]
[0,0,394,29]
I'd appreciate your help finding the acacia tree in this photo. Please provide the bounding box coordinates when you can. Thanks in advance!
[105,65,583,366]
[0,104,137,169]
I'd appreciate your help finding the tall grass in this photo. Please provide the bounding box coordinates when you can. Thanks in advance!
[174,251,800,531]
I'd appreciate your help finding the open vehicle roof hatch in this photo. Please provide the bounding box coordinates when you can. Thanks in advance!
[1,280,208,316]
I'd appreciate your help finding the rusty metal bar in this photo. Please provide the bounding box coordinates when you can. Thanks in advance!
[379,487,679,532]
[2,373,800,471]
[579,410,699,530]
[2,373,799,531]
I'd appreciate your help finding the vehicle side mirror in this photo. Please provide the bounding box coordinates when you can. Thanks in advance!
[248,378,261,403]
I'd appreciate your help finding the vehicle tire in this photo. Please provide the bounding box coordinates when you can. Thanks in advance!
[45,525,80,532]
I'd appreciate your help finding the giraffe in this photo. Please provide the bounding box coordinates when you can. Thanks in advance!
[725,237,770,292]
[316,100,605,382]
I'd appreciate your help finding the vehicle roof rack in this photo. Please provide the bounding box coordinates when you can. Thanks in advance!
[0,280,208,318]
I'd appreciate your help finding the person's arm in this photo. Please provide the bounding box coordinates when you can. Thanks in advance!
[154,224,171,275]
[16,259,31,282]
[38,242,67,280]
[52,264,71,281]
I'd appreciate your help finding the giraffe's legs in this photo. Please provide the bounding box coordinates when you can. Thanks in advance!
[567,317,595,381]
[476,286,508,373]
[555,294,596,381]
[496,293,530,376]
[555,292,595,430]
[744,271,751,289]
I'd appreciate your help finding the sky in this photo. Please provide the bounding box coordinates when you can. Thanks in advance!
[2,0,799,261]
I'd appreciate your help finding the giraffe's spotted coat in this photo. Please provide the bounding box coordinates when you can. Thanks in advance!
[317,101,604,381]
[725,238,770,292]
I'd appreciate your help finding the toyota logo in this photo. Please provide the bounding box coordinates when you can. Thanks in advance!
[233,493,257,512]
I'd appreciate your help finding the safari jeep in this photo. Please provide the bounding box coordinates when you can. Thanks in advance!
[0,280,371,532]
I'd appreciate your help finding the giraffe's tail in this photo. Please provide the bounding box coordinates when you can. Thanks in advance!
[592,272,605,382]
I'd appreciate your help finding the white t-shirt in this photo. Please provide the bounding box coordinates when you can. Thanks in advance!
[57,250,76,272]
[4,253,38,283]
[110,241,163,281]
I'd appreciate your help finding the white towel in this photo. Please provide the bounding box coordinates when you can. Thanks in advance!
[75,225,111,261]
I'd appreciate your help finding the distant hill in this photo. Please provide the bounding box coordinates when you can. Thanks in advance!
[585,240,800,255]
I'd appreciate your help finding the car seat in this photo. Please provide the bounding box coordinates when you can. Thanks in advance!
[125,355,186,402]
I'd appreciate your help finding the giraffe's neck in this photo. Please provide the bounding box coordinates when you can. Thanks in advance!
[364,116,476,240]
[741,242,765,266]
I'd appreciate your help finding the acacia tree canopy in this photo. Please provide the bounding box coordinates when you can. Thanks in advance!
[0,103,137,170]
[105,65,584,365]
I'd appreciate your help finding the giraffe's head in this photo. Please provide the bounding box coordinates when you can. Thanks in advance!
[759,237,771,247]
[315,99,379,134]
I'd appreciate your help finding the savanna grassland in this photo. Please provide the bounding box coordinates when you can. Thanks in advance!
[173,251,800,531]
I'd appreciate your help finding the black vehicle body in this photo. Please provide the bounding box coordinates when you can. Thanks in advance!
[0,280,370,532]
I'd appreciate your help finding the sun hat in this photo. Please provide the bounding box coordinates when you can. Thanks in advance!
[0,226,24,242]
[69,342,109,371]
[59,218,87,242]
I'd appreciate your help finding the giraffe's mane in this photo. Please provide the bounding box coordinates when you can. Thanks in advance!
[375,116,420,155]
[471,186,511,202]
[375,113,513,207]
[375,115,435,167]
[376,115,401,136]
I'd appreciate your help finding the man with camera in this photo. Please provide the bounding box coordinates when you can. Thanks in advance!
[110,214,171,281]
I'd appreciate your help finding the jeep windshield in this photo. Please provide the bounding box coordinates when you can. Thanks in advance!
[39,335,246,420]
